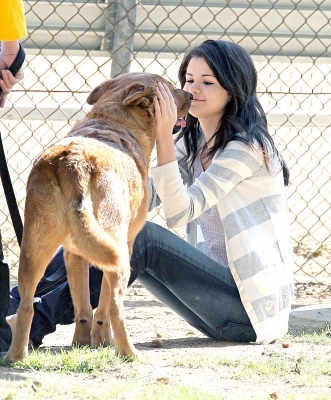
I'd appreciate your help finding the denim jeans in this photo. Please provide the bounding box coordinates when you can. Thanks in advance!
[9,222,256,345]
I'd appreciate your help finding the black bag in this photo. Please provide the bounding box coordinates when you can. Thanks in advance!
[0,236,12,352]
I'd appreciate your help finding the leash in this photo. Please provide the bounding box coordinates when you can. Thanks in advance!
[0,43,26,247]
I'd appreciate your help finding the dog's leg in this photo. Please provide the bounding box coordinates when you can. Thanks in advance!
[4,240,61,363]
[64,250,93,347]
[92,254,138,357]
[90,276,113,348]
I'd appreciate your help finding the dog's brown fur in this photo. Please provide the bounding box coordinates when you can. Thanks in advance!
[4,72,191,362]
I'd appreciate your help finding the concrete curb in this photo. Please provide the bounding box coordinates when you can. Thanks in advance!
[289,304,331,334]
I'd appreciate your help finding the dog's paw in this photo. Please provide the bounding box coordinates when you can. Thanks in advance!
[72,321,92,347]
[115,343,140,360]
[90,335,112,348]
[3,348,28,363]
[90,321,112,348]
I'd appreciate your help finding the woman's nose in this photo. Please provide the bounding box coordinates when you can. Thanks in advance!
[190,84,200,93]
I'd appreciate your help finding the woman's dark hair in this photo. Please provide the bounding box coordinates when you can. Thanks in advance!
[177,39,289,186]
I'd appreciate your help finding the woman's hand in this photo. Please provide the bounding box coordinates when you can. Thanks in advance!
[153,82,178,166]
[154,82,177,142]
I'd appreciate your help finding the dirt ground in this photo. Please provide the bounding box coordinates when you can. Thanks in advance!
[1,280,331,399]
[1,232,331,398]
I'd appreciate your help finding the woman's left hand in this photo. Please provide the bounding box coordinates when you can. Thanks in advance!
[153,82,177,143]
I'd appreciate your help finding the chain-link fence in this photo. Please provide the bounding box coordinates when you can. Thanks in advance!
[0,0,330,288]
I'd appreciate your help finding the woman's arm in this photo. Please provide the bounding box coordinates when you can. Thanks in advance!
[151,141,264,228]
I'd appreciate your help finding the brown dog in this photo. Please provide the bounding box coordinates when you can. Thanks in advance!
[4,72,191,362]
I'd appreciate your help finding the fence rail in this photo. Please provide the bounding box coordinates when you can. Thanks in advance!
[0,0,330,287]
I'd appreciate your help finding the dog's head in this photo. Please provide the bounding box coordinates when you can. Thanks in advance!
[86,72,191,121]
[84,73,191,159]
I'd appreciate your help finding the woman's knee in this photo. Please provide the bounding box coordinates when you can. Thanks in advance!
[129,222,161,285]
[132,222,163,257]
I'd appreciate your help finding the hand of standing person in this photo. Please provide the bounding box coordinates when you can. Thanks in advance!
[0,41,24,108]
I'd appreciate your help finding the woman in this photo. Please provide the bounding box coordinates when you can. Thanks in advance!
[8,39,293,346]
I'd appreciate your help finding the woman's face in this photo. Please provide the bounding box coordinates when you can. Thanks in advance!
[183,56,231,124]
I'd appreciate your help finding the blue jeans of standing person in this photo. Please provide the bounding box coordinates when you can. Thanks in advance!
[8,222,256,345]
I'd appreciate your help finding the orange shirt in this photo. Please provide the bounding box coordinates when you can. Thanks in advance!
[0,0,27,41]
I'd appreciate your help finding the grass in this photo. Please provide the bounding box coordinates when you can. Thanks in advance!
[172,350,331,384]
[4,346,124,374]
[1,347,221,399]
[1,378,220,400]
[172,328,331,386]
[1,327,331,399]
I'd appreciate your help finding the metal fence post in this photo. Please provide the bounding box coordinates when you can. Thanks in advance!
[103,1,117,56]
[107,0,137,78]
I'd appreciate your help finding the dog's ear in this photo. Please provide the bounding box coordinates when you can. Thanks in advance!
[86,81,113,105]
[122,83,154,107]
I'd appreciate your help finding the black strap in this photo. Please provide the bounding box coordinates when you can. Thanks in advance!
[0,44,26,95]
[0,44,26,246]
[0,133,23,246]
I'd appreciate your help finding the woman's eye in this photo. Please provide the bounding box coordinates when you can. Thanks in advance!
[186,79,194,83]
[204,81,213,85]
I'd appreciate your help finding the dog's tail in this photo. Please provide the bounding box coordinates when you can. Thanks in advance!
[66,194,121,270]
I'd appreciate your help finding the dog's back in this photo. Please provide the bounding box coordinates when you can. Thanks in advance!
[25,136,146,270]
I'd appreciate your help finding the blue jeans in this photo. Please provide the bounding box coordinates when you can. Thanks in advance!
[9,222,256,345]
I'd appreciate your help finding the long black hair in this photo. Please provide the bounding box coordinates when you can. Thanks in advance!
[177,39,289,186]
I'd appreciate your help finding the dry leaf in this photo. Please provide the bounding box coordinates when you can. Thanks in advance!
[157,376,169,384]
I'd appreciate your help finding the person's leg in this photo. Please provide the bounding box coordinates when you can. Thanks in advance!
[30,266,103,346]
[0,231,12,352]
[131,222,256,342]
[8,249,68,316]
[8,248,104,346]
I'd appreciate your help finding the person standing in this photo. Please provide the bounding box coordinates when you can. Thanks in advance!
[0,0,27,352]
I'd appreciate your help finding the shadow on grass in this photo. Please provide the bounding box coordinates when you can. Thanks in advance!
[135,336,254,350]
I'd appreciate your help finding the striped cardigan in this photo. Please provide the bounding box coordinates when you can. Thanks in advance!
[149,132,294,344]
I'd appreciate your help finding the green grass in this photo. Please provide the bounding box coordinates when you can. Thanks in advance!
[2,327,331,399]
[170,327,331,393]
[173,349,331,382]
[1,346,221,399]
[1,378,221,400]
[4,346,126,374]
[287,322,331,345]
